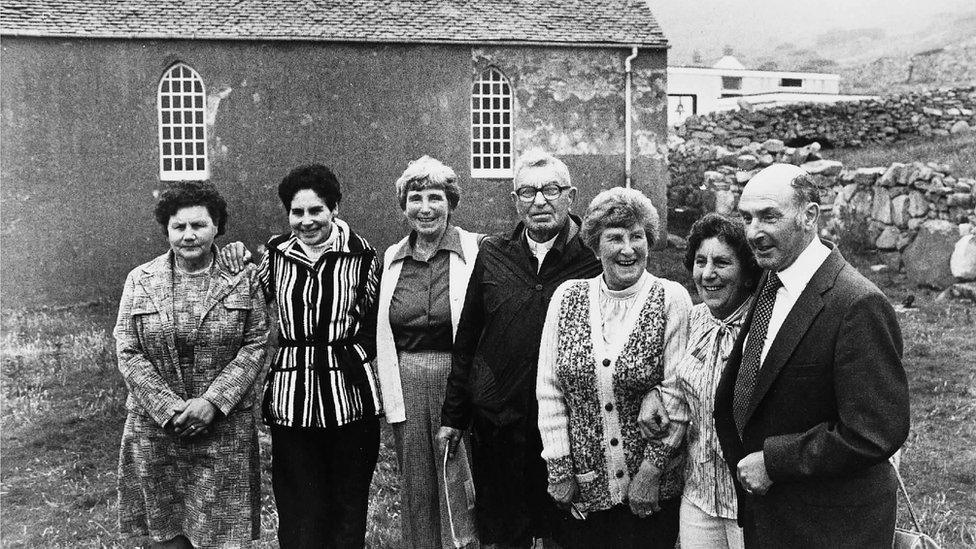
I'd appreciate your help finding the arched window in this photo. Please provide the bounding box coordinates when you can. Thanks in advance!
[471,67,513,178]
[158,63,208,180]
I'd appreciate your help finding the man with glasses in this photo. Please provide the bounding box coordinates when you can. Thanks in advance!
[438,149,601,548]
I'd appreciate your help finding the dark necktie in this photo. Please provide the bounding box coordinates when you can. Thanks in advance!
[733,272,782,434]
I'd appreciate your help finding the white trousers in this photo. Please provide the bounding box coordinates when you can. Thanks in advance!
[679,496,744,549]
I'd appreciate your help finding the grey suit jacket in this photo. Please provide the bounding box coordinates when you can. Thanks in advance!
[714,244,910,548]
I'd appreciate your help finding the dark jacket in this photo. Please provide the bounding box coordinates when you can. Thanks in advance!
[442,216,602,429]
[714,245,910,548]
[440,216,602,544]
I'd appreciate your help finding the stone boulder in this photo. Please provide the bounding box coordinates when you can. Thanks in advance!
[737,155,759,170]
[875,226,901,250]
[950,234,976,281]
[903,220,958,289]
[950,120,971,134]
[871,187,893,224]
[801,159,843,176]
[855,167,887,186]
[761,139,784,153]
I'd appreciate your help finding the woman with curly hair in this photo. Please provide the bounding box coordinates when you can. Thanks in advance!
[115,180,268,548]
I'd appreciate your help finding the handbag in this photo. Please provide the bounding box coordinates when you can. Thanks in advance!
[443,443,478,548]
[892,456,941,549]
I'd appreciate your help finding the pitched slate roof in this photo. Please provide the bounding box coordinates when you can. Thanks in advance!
[1,0,667,47]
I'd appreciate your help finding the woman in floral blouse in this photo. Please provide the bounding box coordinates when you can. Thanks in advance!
[665,213,761,549]
[536,187,691,548]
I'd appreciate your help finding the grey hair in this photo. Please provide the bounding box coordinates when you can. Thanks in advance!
[581,187,660,252]
[394,155,461,210]
[512,149,571,189]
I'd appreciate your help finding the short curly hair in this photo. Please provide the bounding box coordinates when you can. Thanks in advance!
[581,187,659,253]
[278,164,342,211]
[394,155,461,210]
[154,181,228,236]
[684,213,761,289]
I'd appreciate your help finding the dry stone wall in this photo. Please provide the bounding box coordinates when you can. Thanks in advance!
[673,86,976,149]
[669,136,976,288]
[666,86,976,289]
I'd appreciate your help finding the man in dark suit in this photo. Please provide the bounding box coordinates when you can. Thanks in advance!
[713,163,910,548]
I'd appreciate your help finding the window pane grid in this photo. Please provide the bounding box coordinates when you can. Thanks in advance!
[471,68,513,176]
[158,63,208,180]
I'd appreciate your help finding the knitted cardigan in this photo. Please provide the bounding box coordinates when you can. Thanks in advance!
[537,273,690,512]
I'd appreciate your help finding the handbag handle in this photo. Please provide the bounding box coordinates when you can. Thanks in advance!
[892,455,925,533]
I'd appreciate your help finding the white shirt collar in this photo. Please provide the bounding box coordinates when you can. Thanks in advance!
[525,231,558,254]
[776,237,831,297]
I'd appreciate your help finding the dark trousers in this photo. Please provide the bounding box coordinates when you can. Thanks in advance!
[552,499,680,549]
[270,416,380,549]
[470,413,562,546]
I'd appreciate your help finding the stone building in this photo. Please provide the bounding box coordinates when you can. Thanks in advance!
[1,0,669,306]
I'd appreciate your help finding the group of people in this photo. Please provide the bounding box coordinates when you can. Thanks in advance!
[114,149,910,549]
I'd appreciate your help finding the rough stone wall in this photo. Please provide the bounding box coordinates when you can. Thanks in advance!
[674,86,976,149]
[667,135,976,287]
[668,86,976,226]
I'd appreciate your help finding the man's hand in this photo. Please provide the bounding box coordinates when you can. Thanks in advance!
[627,460,662,517]
[737,451,773,495]
[217,242,252,274]
[436,426,462,459]
[638,389,670,439]
[172,398,218,438]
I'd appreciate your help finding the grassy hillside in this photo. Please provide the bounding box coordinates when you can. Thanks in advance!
[826,132,976,177]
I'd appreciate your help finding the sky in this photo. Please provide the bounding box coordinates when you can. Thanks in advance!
[645,0,976,64]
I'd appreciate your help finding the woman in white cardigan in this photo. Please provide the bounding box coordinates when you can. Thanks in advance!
[376,156,483,549]
[536,187,691,549]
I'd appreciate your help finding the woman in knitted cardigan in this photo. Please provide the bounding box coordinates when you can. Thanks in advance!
[536,187,691,548]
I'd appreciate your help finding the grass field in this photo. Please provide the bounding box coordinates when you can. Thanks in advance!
[826,131,976,177]
[2,248,974,547]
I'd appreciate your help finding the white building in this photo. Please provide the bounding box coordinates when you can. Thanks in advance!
[667,56,876,126]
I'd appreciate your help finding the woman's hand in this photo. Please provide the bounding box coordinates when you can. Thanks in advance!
[637,389,671,439]
[217,242,252,274]
[172,398,218,437]
[627,460,663,518]
[548,476,579,510]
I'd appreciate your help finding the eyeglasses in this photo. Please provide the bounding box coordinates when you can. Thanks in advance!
[513,184,571,202]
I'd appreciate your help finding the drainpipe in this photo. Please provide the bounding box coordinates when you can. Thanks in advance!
[624,47,639,188]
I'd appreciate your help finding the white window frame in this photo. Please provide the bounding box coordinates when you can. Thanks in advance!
[471,67,514,179]
[157,63,209,181]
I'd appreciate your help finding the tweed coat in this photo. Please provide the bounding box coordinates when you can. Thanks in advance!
[114,251,268,546]
[713,245,909,548]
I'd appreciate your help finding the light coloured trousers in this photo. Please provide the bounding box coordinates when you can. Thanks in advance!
[679,496,744,549]
[392,350,476,549]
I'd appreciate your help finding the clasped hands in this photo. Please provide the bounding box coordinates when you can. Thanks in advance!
[166,398,218,438]
[547,460,662,519]
[638,389,773,496]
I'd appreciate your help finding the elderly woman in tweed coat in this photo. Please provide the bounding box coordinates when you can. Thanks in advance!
[114,181,267,549]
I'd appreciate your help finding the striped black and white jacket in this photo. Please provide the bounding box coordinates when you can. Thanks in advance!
[258,218,383,429]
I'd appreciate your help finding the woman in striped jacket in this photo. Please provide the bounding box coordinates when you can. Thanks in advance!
[257,164,383,548]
